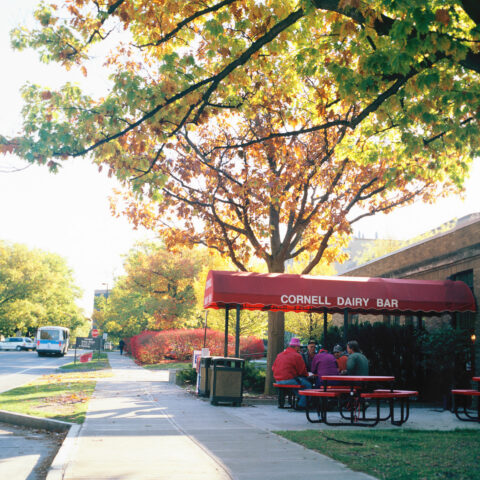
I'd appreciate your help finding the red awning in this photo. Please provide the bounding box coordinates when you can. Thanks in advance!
[203,270,476,315]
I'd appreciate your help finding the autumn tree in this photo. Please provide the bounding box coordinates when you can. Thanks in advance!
[191,250,268,339]
[94,242,207,339]
[0,241,84,336]
[112,75,462,389]
[2,1,479,172]
[2,1,479,389]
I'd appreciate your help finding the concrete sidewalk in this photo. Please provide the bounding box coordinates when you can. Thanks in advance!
[51,353,479,480]
[53,353,375,480]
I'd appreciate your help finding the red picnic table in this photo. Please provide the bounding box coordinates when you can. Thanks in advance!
[299,375,418,427]
[451,377,480,423]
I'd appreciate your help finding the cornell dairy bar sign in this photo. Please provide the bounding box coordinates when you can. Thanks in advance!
[279,294,399,309]
[203,271,476,315]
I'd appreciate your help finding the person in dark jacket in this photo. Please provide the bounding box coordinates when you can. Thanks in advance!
[119,339,125,355]
[272,338,311,408]
[301,339,317,373]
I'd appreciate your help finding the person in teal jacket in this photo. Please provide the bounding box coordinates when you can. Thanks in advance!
[345,340,369,376]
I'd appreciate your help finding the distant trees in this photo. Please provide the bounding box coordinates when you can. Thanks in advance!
[93,243,208,339]
[0,241,84,337]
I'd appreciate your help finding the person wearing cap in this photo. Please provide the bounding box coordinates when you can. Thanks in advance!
[333,344,348,373]
[301,339,317,373]
[272,338,311,408]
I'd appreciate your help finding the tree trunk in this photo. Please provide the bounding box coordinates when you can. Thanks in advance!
[264,310,285,394]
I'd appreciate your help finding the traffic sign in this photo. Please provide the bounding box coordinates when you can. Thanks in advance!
[92,329,99,338]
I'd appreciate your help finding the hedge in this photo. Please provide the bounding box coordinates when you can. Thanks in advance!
[125,328,264,364]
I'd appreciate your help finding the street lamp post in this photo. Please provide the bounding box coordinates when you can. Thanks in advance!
[102,282,109,302]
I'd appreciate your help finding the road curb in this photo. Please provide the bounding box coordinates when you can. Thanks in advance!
[46,423,81,480]
[0,410,72,432]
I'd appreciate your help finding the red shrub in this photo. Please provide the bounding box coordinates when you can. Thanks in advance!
[126,328,265,364]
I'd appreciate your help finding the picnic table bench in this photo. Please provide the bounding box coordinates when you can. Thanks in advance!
[451,377,480,423]
[273,383,303,409]
[299,375,417,427]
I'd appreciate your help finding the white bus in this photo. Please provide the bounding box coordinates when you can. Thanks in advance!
[36,326,70,356]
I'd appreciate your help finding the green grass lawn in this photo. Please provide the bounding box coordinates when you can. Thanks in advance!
[142,361,191,370]
[276,429,480,480]
[0,353,112,424]
[60,351,110,371]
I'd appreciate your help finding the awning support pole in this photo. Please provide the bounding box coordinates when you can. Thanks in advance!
[224,307,229,357]
[343,308,348,343]
[323,309,328,346]
[235,304,240,358]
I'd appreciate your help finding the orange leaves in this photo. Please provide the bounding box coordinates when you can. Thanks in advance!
[435,9,450,27]
[40,91,53,100]
[0,141,18,155]
[339,0,361,8]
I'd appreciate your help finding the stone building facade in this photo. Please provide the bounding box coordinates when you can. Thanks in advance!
[336,213,480,375]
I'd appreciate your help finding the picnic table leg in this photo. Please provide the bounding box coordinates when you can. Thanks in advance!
[278,388,286,409]
[305,396,323,423]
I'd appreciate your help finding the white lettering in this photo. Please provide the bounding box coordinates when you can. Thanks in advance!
[376,298,399,308]
[337,297,345,306]
[362,298,369,307]
[279,295,335,306]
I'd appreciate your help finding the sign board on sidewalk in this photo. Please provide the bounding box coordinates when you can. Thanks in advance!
[76,337,101,350]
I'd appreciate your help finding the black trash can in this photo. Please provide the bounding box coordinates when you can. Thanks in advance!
[197,356,212,397]
[209,357,244,406]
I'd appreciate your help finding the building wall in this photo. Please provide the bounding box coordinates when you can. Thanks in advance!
[335,215,480,375]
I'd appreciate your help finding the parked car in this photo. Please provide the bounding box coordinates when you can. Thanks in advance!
[0,337,36,351]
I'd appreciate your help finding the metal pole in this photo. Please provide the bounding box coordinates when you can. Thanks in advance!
[203,311,208,348]
[323,309,328,346]
[235,304,240,358]
[343,308,348,343]
[224,307,229,357]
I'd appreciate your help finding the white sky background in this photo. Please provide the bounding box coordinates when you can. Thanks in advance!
[0,1,153,316]
[0,1,479,316]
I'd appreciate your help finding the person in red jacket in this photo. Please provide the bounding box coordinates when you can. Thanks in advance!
[272,338,311,408]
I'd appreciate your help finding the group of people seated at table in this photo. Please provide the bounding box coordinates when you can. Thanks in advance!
[272,338,369,409]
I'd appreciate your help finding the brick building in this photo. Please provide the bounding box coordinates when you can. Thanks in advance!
[337,213,479,374]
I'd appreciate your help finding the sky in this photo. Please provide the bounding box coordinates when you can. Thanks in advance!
[1,2,479,316]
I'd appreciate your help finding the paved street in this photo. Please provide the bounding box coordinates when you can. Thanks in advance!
[0,351,73,394]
